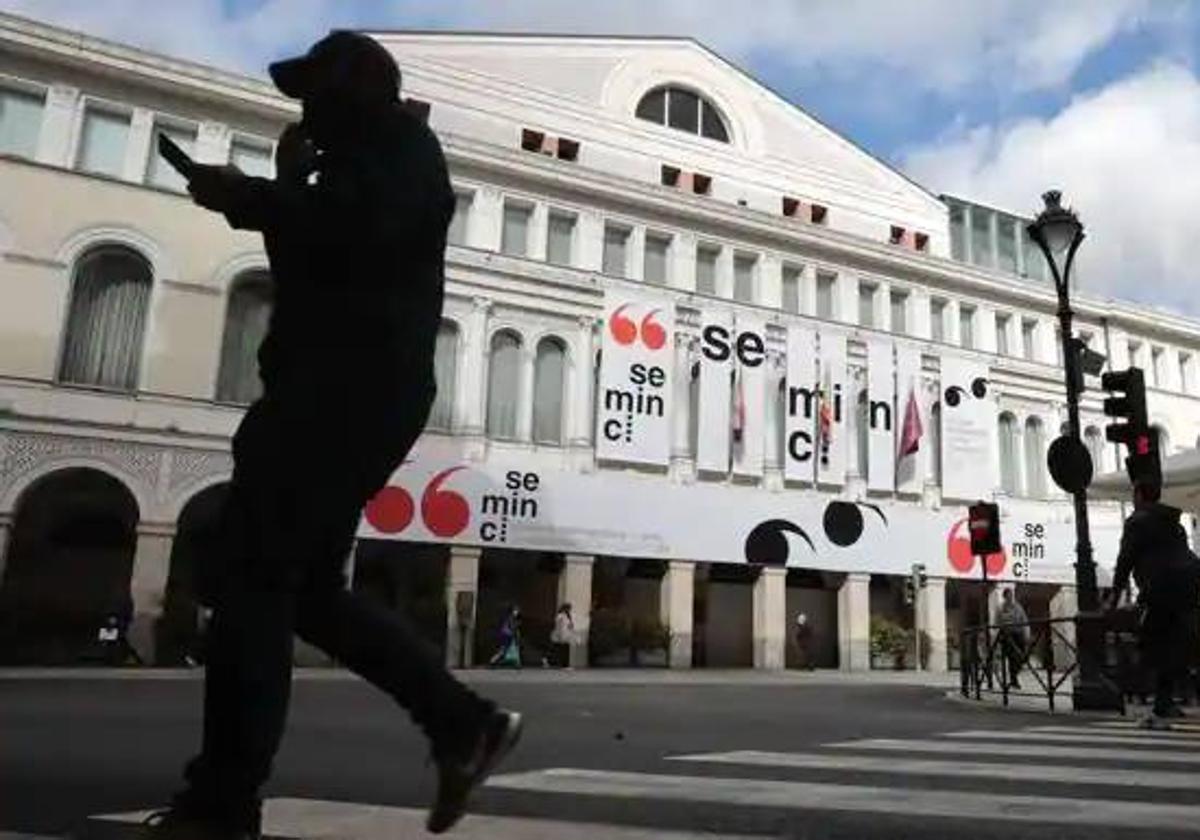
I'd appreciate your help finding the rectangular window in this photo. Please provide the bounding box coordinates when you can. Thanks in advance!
[997,216,1018,274]
[995,314,1010,356]
[930,298,946,343]
[146,122,197,192]
[501,202,533,257]
[1128,340,1142,370]
[959,304,975,349]
[890,290,908,334]
[816,273,836,320]
[782,265,801,314]
[76,106,130,178]
[1181,353,1192,394]
[447,191,473,246]
[970,207,993,268]
[230,139,273,179]
[695,245,719,295]
[1023,236,1047,282]
[0,86,44,158]
[644,233,671,285]
[733,254,757,303]
[1022,319,1038,360]
[1152,347,1165,387]
[858,281,876,328]
[547,211,577,266]
[949,203,967,261]
[603,223,631,277]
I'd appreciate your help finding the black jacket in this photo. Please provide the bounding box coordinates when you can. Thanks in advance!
[222,105,454,406]
[1112,502,1200,611]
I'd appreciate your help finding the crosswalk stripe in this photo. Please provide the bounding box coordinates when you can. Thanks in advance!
[1095,719,1200,733]
[945,729,1200,748]
[1028,725,1200,742]
[828,737,1200,765]
[92,799,756,840]
[668,750,1200,790]
[486,768,1200,831]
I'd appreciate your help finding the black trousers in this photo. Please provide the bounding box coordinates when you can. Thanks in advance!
[999,631,1026,686]
[180,393,493,831]
[1142,605,1191,716]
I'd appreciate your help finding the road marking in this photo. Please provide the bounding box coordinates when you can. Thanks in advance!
[1028,724,1200,742]
[669,750,1200,789]
[91,799,760,840]
[828,738,1200,765]
[945,728,1200,748]
[486,768,1200,831]
[1095,719,1200,734]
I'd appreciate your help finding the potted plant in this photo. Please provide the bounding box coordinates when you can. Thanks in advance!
[870,617,912,670]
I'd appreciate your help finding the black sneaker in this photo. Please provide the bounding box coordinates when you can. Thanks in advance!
[141,809,258,840]
[427,710,523,834]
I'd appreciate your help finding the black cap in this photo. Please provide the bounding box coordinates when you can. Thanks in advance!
[270,31,399,102]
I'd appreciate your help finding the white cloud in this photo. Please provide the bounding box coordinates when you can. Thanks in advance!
[903,62,1200,314]
[0,0,1183,95]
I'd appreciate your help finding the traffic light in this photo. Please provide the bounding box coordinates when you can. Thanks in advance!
[967,502,1001,556]
[1101,367,1148,448]
[903,577,915,605]
[913,563,928,590]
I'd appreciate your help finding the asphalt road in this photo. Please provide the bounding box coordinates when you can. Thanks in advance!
[2,671,1199,839]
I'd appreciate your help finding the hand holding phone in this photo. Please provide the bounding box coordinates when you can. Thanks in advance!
[158,133,196,179]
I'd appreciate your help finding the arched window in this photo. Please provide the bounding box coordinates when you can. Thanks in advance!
[635,85,730,142]
[216,270,272,404]
[486,330,522,439]
[428,320,459,431]
[998,413,1020,494]
[532,336,567,445]
[1084,425,1105,475]
[58,245,152,390]
[1024,417,1046,497]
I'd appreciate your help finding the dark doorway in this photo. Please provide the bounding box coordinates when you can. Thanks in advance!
[159,483,228,665]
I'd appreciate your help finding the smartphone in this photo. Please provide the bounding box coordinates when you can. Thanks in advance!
[158,133,196,179]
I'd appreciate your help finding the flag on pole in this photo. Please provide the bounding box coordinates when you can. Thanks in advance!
[731,364,746,446]
[817,363,833,467]
[898,382,923,458]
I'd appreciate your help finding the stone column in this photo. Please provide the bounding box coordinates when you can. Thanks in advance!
[460,299,491,439]
[836,272,857,325]
[672,231,697,291]
[0,513,12,586]
[445,546,481,669]
[516,345,536,442]
[122,107,155,183]
[557,554,594,668]
[917,577,948,672]
[759,254,783,309]
[753,567,787,669]
[838,573,871,671]
[569,316,597,452]
[129,523,174,665]
[1049,584,1078,673]
[659,560,695,668]
[671,335,693,466]
[800,264,818,316]
[36,84,80,166]
[911,288,932,340]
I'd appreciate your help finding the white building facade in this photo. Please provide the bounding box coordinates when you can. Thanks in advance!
[3,13,1200,671]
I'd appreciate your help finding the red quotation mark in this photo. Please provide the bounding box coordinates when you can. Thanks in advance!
[609,305,667,351]
[364,467,470,538]
[946,518,1006,575]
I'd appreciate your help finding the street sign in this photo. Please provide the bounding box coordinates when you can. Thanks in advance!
[1048,435,1093,494]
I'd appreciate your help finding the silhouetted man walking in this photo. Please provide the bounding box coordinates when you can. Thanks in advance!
[147,32,520,839]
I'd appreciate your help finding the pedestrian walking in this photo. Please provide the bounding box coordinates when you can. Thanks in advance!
[994,589,1029,689]
[793,612,815,670]
[489,606,523,668]
[145,31,520,839]
[1108,480,1200,728]
[551,603,577,668]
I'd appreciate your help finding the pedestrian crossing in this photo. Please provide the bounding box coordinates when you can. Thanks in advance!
[80,719,1200,838]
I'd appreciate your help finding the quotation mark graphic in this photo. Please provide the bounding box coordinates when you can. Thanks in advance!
[944,377,989,407]
[365,466,470,538]
[744,501,889,566]
[609,304,667,350]
[947,517,1006,575]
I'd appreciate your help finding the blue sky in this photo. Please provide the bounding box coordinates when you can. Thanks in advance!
[3,0,1200,312]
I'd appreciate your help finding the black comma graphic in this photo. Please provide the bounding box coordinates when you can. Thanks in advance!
[944,377,989,407]
[823,500,888,547]
[744,502,890,564]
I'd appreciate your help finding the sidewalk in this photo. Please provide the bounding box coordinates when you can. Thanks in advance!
[0,666,961,688]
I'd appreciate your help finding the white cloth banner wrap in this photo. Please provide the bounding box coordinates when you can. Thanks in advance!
[866,339,896,492]
[595,291,674,466]
[816,331,848,486]
[360,438,1120,585]
[696,308,733,473]
[894,344,924,494]
[732,313,766,477]
[784,325,817,484]
[939,355,997,500]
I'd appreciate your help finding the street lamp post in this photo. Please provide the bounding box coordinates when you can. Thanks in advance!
[1026,190,1114,711]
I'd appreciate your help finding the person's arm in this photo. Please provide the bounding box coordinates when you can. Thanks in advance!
[1110,518,1140,606]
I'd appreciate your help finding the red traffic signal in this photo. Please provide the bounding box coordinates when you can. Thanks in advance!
[967,501,1002,557]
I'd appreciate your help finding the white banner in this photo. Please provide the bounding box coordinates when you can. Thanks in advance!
[866,339,895,492]
[696,309,733,473]
[816,331,848,486]
[732,314,767,477]
[359,437,1118,584]
[784,325,817,484]
[894,344,924,494]
[595,292,674,466]
[940,355,996,500]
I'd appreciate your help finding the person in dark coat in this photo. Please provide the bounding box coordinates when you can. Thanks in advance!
[147,32,520,839]
[994,589,1029,689]
[1108,481,1200,725]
